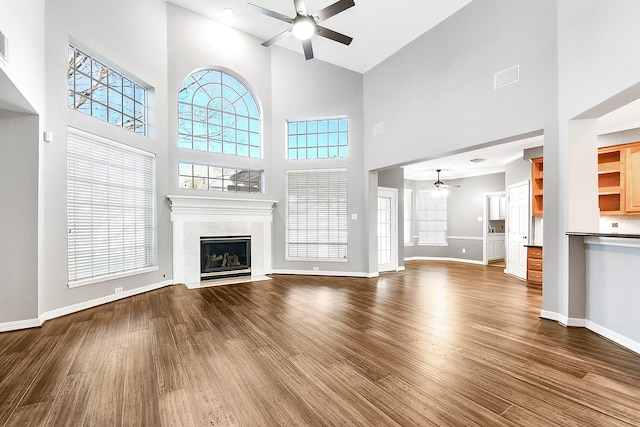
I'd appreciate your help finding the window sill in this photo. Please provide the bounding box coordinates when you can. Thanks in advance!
[404,243,415,247]
[286,257,348,263]
[418,243,449,247]
[68,265,159,288]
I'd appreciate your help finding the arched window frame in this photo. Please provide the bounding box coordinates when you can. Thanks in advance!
[178,68,262,158]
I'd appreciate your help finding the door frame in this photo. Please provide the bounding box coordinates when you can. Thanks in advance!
[377,187,398,273]
[506,180,530,279]
[483,190,506,265]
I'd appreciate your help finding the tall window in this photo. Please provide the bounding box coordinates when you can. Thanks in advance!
[287,118,348,159]
[286,169,348,260]
[67,45,147,135]
[417,190,447,245]
[67,127,157,287]
[404,189,413,245]
[178,69,261,158]
[178,161,263,194]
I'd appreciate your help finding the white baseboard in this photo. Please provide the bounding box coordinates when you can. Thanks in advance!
[586,320,640,355]
[0,318,41,333]
[540,310,639,355]
[0,280,174,333]
[272,269,374,278]
[404,256,485,265]
[39,280,174,325]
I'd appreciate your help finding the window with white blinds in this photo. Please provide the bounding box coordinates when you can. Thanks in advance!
[417,189,448,245]
[67,127,157,287]
[404,188,413,245]
[286,169,348,261]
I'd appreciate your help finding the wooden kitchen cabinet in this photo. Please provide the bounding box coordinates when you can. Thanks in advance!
[526,246,542,285]
[598,146,624,215]
[597,141,640,215]
[625,145,640,213]
[531,157,543,217]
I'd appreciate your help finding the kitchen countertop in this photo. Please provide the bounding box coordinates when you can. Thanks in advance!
[566,232,640,239]
[524,244,543,248]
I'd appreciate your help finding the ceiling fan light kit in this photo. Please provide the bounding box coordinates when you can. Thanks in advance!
[248,0,355,60]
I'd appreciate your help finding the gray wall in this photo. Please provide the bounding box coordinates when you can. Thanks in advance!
[269,48,366,274]
[0,115,39,323]
[39,0,171,314]
[363,0,557,172]
[405,172,504,262]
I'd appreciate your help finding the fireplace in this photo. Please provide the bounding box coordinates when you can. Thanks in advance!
[200,236,251,281]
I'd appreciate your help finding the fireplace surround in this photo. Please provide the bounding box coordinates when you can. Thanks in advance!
[168,195,277,288]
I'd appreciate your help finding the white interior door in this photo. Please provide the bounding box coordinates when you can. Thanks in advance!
[507,181,530,279]
[377,187,397,272]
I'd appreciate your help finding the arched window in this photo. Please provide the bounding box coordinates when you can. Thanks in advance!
[178,69,261,158]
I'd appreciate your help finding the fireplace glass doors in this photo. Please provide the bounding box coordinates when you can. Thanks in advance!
[200,236,251,280]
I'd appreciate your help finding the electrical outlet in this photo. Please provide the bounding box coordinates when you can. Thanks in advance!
[312,267,319,271]
[462,248,466,254]
[115,287,123,294]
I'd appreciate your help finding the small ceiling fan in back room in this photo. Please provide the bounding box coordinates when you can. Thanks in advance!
[247,0,355,60]
[423,169,460,196]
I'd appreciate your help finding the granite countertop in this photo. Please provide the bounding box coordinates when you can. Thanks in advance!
[524,244,543,248]
[566,232,640,239]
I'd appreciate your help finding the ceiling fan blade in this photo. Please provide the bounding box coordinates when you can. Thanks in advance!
[293,0,307,15]
[302,39,314,60]
[316,25,353,45]
[314,0,355,22]
[262,28,293,47]
[247,3,293,23]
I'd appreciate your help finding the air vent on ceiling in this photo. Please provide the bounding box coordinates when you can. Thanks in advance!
[470,158,485,163]
[0,30,7,64]
[494,65,519,89]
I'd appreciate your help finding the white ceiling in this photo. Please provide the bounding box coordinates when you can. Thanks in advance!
[402,136,544,182]
[167,0,473,74]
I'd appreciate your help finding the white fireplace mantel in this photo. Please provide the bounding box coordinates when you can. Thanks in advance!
[167,195,278,288]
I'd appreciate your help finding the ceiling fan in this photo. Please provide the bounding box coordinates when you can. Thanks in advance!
[247,0,355,60]
[429,169,460,193]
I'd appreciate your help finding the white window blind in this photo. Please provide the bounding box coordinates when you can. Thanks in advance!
[67,127,157,286]
[417,189,447,245]
[286,169,348,261]
[404,189,413,245]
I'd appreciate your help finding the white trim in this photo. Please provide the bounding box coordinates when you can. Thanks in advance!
[404,256,484,265]
[586,320,640,355]
[40,280,173,324]
[418,243,449,247]
[0,280,173,332]
[68,266,159,288]
[272,269,373,278]
[447,236,484,241]
[0,318,40,333]
[397,266,406,272]
[167,195,277,219]
[539,310,640,355]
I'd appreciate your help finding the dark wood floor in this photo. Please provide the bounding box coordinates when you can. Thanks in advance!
[1,261,640,426]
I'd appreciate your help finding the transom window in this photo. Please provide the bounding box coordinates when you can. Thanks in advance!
[287,118,348,160]
[179,161,263,194]
[67,45,147,135]
[178,69,261,158]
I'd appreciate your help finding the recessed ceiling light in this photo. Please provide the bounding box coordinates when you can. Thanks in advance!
[470,158,485,163]
[223,8,235,19]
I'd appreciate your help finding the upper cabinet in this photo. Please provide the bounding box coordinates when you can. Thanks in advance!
[489,195,506,220]
[531,157,543,217]
[598,141,640,215]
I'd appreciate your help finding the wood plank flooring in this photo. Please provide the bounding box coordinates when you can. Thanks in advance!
[1,260,640,426]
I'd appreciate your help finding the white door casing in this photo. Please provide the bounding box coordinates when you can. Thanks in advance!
[377,187,398,273]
